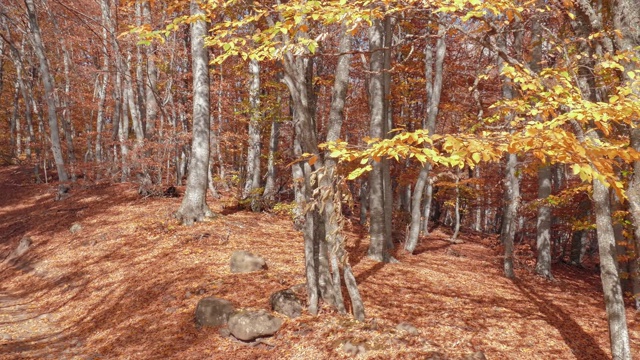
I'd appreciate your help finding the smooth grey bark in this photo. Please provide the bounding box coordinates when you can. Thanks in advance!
[262,116,280,201]
[367,17,391,262]
[134,1,146,130]
[613,0,640,312]
[124,52,145,145]
[321,26,354,316]
[500,152,520,279]
[593,177,631,360]
[570,2,633,357]
[497,31,521,279]
[24,0,68,182]
[535,165,553,279]
[530,6,553,279]
[405,24,446,253]
[95,10,110,164]
[570,198,591,266]
[281,50,327,316]
[421,182,434,234]
[10,79,20,156]
[141,0,159,138]
[175,0,212,225]
[381,15,394,254]
[242,59,262,209]
[44,7,75,172]
[473,166,482,231]
[451,172,461,241]
[214,64,227,189]
[3,34,31,158]
[359,178,368,225]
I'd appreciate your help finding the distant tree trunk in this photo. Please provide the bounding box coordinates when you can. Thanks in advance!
[24,0,68,182]
[262,115,280,201]
[451,171,461,241]
[134,1,146,131]
[570,198,591,265]
[141,0,159,139]
[174,0,212,225]
[473,166,482,232]
[243,59,262,210]
[95,11,110,165]
[124,52,144,146]
[359,178,368,225]
[214,64,227,189]
[45,7,76,175]
[4,35,31,159]
[405,23,446,254]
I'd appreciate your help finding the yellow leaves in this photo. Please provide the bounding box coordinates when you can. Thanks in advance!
[347,165,372,181]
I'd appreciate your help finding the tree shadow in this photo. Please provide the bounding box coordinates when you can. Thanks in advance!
[513,278,610,360]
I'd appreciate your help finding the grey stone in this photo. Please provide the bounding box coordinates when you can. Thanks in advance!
[462,351,487,360]
[342,340,368,356]
[70,223,82,234]
[270,289,303,318]
[396,322,419,335]
[230,251,266,273]
[228,310,283,341]
[194,297,235,327]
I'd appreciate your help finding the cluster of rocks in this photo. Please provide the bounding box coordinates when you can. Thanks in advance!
[193,250,487,360]
[194,250,305,342]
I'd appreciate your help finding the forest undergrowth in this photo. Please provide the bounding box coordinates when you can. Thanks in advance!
[1,165,639,360]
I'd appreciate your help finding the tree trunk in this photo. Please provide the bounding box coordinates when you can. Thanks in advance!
[24,0,68,182]
[242,59,262,210]
[367,17,390,262]
[498,31,521,279]
[405,23,446,254]
[593,177,631,360]
[142,0,159,139]
[175,0,212,225]
[535,165,553,279]
[262,115,280,201]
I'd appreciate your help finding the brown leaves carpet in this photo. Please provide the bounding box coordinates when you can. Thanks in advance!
[1,166,639,359]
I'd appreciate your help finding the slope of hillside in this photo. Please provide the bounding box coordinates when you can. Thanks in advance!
[1,165,638,359]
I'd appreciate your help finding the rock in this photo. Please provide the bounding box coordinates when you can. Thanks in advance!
[70,223,82,234]
[218,327,231,337]
[425,352,446,360]
[270,289,303,318]
[462,351,487,360]
[194,297,235,327]
[396,322,419,335]
[228,310,283,341]
[342,340,368,356]
[55,185,70,201]
[3,236,32,264]
[230,251,266,273]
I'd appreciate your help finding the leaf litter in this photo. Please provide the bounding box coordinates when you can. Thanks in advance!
[0,165,639,359]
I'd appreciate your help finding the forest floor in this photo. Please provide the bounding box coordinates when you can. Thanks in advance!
[1,165,639,360]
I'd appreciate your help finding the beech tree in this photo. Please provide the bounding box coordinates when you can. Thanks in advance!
[24,0,68,182]
[174,0,213,225]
